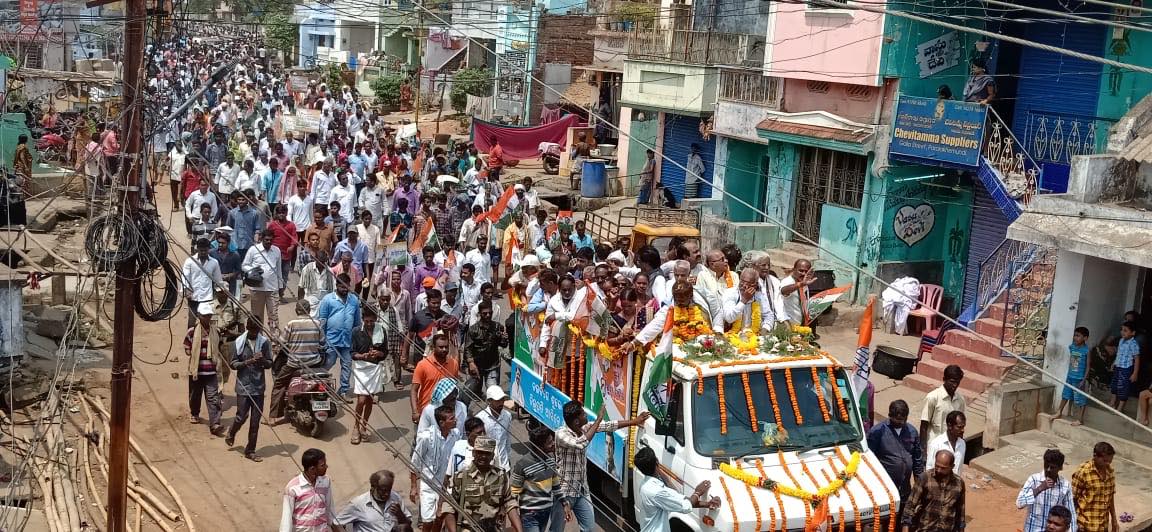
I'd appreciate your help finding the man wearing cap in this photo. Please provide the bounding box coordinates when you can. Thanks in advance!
[445,436,512,532]
[182,238,225,329]
[476,384,513,471]
[441,281,465,322]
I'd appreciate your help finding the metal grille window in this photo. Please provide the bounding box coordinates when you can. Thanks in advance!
[0,41,42,69]
[793,147,867,240]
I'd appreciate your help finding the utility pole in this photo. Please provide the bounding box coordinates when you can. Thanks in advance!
[414,2,423,129]
[108,0,146,527]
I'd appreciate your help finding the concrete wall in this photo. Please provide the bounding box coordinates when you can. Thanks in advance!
[984,381,1057,448]
[878,4,985,100]
[0,285,23,360]
[529,14,595,123]
[713,100,776,144]
[619,60,717,116]
[691,0,769,36]
[764,2,884,86]
[780,79,880,125]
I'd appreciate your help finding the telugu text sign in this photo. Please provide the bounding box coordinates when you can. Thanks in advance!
[889,95,987,168]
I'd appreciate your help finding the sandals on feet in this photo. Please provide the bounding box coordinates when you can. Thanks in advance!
[245,453,263,462]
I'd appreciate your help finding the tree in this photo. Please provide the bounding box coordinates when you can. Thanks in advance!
[371,75,405,108]
[449,67,494,113]
[262,12,298,56]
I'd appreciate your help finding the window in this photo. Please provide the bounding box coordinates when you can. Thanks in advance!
[806,80,830,94]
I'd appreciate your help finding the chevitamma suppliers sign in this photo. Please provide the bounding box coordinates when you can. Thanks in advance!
[889,95,988,168]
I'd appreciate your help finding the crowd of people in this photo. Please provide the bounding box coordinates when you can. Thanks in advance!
[142,29,1139,532]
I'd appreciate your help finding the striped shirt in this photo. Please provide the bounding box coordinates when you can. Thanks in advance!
[182,327,217,376]
[1116,337,1139,369]
[556,421,619,498]
[1016,472,1078,532]
[279,473,334,532]
[511,453,562,512]
[283,318,323,368]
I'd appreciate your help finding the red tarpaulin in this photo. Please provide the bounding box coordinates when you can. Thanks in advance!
[471,114,582,160]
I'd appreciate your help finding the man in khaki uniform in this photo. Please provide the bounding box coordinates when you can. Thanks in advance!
[445,436,511,532]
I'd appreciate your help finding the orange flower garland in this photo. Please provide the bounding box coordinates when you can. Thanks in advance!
[719,477,740,532]
[837,448,880,532]
[860,453,898,532]
[764,369,784,425]
[673,357,705,394]
[629,353,643,469]
[829,369,851,422]
[784,369,804,425]
[577,345,585,403]
[821,469,846,532]
[778,451,811,526]
[769,508,777,532]
[801,459,821,492]
[828,456,861,532]
[741,372,759,432]
[717,375,728,434]
[757,459,786,532]
[710,355,826,368]
[744,481,763,532]
[812,366,831,423]
[671,306,711,343]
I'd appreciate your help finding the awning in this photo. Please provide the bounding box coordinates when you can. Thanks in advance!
[1008,210,1152,268]
[754,111,874,155]
[1118,133,1152,164]
[573,64,623,74]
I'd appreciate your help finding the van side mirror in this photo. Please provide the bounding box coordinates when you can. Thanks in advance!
[653,381,680,436]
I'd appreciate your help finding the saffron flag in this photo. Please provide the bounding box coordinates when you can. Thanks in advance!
[485,187,520,223]
[383,224,404,245]
[851,296,876,429]
[806,284,853,321]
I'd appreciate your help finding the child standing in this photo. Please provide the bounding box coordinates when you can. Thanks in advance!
[1112,321,1142,412]
[1054,326,1091,425]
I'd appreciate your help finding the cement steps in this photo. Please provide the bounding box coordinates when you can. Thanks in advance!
[915,358,998,394]
[1039,410,1152,466]
[931,344,1017,379]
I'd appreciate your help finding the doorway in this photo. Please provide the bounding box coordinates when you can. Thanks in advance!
[792,146,866,242]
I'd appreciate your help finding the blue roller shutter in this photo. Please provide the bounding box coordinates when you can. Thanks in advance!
[961,185,1011,317]
[661,114,715,202]
[1010,19,1105,193]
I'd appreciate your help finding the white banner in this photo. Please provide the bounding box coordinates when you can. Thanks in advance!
[915,31,963,79]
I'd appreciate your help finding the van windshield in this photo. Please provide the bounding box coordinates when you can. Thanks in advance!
[690,367,861,457]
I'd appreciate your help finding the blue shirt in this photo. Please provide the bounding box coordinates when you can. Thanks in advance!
[1067,343,1089,379]
[570,232,594,251]
[227,206,265,250]
[332,239,370,269]
[1116,337,1139,369]
[866,420,924,496]
[347,154,367,181]
[317,292,362,348]
[262,170,285,203]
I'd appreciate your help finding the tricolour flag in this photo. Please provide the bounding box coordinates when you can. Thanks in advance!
[485,187,520,224]
[642,307,680,422]
[806,284,853,321]
[851,296,875,428]
[409,220,438,254]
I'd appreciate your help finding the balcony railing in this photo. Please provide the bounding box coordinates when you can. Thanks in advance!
[627,29,751,65]
[983,106,1041,204]
[718,67,780,108]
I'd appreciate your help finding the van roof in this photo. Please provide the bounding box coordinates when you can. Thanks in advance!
[667,353,842,380]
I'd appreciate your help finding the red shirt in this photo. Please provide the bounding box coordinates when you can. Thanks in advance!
[181,169,203,199]
[267,219,299,259]
[489,144,504,168]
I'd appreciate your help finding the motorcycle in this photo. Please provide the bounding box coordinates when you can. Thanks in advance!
[284,368,338,438]
[36,133,69,164]
[539,142,561,175]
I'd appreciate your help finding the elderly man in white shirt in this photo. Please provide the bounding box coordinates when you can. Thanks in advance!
[328,172,356,221]
[721,268,777,334]
[184,180,220,224]
[745,250,789,326]
[216,155,241,196]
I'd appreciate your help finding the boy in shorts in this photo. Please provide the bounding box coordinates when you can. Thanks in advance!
[1054,326,1090,425]
[1111,321,1142,412]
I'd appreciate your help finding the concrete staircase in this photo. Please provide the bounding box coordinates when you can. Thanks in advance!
[766,241,818,276]
[903,302,1018,396]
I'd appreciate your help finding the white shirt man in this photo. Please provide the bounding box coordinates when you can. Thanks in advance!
[434,248,463,281]
[721,284,775,333]
[357,181,389,226]
[181,252,224,313]
[926,433,966,475]
[329,179,355,220]
[287,192,314,232]
[242,240,283,293]
[168,148,187,183]
[410,424,462,524]
[234,168,257,196]
[759,274,788,325]
[780,273,809,324]
[475,387,513,471]
[216,161,241,195]
[184,187,219,222]
[311,168,335,205]
[464,246,492,284]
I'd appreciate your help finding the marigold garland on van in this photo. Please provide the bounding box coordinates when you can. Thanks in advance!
[717,375,728,434]
[836,447,882,532]
[821,468,846,532]
[860,452,897,532]
[812,366,831,423]
[829,369,851,422]
[744,481,763,532]
[757,459,786,532]
[719,476,740,532]
[764,369,784,426]
[673,357,705,394]
[777,451,812,525]
[768,507,777,532]
[719,451,862,505]
[828,455,863,532]
[784,368,803,424]
[741,371,758,432]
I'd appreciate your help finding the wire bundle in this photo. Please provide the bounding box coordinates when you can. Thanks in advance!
[84,213,143,272]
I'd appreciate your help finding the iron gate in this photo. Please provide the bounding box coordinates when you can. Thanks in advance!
[792,146,866,242]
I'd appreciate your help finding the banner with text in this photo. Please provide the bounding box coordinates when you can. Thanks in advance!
[889,95,987,168]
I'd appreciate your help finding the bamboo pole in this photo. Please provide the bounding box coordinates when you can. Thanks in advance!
[60,449,82,531]
[84,395,194,531]
[133,502,141,532]
[81,405,108,530]
[126,490,174,532]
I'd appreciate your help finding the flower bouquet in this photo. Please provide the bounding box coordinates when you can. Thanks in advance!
[679,334,736,362]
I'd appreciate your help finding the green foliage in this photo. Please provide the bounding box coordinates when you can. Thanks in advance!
[261,12,298,55]
[612,1,658,28]
[371,75,405,108]
[449,67,494,113]
[323,63,345,90]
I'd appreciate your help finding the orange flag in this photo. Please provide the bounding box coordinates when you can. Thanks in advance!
[486,187,518,223]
